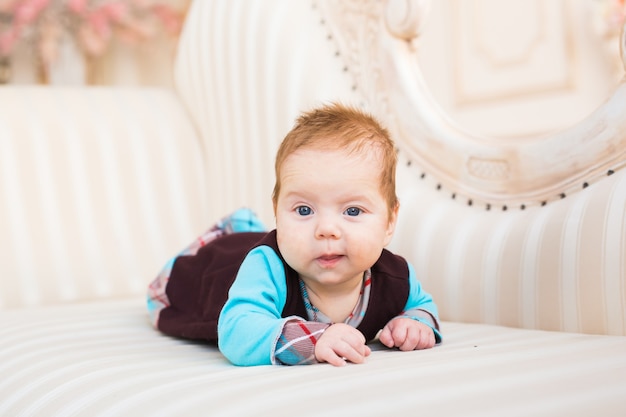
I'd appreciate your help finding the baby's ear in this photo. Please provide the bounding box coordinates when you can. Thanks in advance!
[383,202,400,246]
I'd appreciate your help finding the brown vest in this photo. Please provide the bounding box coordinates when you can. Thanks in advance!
[159,230,410,343]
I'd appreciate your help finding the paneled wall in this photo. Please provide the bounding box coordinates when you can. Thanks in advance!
[2,0,622,137]
[416,0,622,137]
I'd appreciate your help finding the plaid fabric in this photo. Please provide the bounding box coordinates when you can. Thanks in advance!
[146,208,266,327]
[274,271,372,365]
[275,321,331,365]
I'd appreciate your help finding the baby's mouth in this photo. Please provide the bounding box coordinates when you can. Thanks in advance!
[316,254,343,268]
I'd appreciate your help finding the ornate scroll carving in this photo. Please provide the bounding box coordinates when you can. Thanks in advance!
[316,0,626,208]
[467,158,510,181]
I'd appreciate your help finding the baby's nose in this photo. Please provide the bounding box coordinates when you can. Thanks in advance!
[315,216,341,239]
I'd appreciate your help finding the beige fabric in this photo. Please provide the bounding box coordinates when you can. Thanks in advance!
[174,0,626,337]
[174,0,360,227]
[390,158,626,336]
[0,1,625,416]
[0,299,624,417]
[0,87,206,309]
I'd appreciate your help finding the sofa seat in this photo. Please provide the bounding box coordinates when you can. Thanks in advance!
[2,1,626,415]
[2,299,625,417]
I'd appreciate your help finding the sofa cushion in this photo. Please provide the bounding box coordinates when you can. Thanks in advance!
[1,299,624,416]
[0,87,206,309]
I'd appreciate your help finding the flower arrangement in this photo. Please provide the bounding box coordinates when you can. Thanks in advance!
[0,0,185,72]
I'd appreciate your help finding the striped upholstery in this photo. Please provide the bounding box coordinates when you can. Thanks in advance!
[1,299,624,416]
[173,0,360,226]
[1,1,626,415]
[0,87,206,309]
[174,0,626,337]
[390,160,626,336]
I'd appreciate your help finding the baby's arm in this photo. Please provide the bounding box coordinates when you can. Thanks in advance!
[379,263,442,350]
[274,320,329,365]
[276,321,370,366]
[218,246,296,366]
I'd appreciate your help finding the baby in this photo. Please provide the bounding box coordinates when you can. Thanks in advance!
[148,103,441,366]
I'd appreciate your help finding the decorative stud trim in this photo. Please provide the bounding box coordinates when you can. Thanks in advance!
[313,0,624,212]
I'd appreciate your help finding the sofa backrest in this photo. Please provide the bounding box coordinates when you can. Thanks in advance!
[0,87,206,309]
[2,0,622,338]
[174,0,626,336]
[173,0,361,226]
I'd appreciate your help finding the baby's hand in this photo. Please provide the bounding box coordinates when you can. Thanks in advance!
[379,318,436,351]
[315,323,371,366]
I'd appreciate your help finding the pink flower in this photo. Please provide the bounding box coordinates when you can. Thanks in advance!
[0,0,18,14]
[13,0,50,25]
[86,9,112,40]
[0,0,185,61]
[67,0,87,15]
[117,17,154,42]
[78,23,108,56]
[151,4,183,35]
[0,27,19,56]
[100,1,128,23]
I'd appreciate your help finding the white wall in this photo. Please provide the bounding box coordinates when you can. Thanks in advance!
[415,0,623,138]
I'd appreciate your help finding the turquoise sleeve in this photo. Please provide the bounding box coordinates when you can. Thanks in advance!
[404,263,443,343]
[217,246,292,366]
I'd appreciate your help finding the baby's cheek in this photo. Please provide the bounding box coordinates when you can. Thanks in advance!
[277,230,306,268]
[349,238,381,263]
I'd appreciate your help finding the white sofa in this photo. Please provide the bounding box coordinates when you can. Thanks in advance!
[1,1,625,416]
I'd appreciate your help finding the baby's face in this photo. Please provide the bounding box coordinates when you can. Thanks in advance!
[275,147,397,291]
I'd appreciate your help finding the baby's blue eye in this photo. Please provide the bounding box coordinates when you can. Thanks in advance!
[345,207,361,216]
[296,206,312,216]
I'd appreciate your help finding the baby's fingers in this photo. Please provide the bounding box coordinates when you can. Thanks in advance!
[378,326,395,348]
[336,341,370,365]
[316,342,370,366]
[413,328,436,350]
[316,345,347,367]
[397,323,436,351]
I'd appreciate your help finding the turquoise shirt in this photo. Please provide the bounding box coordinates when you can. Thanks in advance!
[218,245,440,366]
